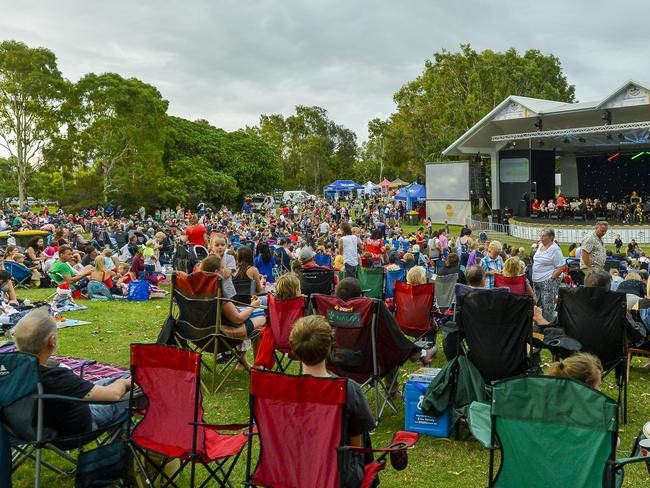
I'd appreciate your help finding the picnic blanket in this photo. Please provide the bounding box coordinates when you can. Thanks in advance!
[53,303,88,312]
[0,342,127,382]
[55,319,92,329]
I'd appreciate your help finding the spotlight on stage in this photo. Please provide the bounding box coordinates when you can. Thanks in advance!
[579,137,586,143]
[607,152,620,161]
[538,139,544,146]
[632,152,645,160]
[563,137,570,144]
[534,118,543,131]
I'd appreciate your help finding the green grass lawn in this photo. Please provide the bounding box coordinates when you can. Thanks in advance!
[6,285,650,487]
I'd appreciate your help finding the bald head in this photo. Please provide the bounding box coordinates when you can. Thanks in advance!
[12,308,57,356]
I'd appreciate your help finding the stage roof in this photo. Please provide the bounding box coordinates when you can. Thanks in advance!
[443,80,650,156]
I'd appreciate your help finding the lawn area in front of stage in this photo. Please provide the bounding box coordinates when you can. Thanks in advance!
[8,283,650,487]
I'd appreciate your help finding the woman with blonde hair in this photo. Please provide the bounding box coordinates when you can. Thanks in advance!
[502,256,535,298]
[89,255,123,295]
[406,266,427,286]
[547,352,603,390]
[480,240,503,288]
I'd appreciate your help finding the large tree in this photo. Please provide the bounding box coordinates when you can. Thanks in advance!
[163,116,282,202]
[252,105,357,192]
[61,72,169,204]
[367,45,576,181]
[0,40,67,203]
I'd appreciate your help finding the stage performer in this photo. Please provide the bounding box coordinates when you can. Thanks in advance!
[532,228,565,322]
[580,221,608,272]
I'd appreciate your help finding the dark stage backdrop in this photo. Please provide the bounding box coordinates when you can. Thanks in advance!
[577,152,650,200]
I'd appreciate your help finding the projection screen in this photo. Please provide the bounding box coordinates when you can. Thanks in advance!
[425,162,471,225]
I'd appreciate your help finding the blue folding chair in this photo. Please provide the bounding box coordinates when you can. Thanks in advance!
[385,268,407,298]
[4,261,32,288]
[314,253,332,268]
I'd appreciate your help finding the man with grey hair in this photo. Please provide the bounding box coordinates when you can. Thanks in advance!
[580,221,608,272]
[12,308,131,437]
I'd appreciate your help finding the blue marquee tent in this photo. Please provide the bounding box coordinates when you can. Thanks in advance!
[323,180,364,199]
[393,183,426,210]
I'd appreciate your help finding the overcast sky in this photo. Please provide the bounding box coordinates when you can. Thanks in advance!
[1,1,647,141]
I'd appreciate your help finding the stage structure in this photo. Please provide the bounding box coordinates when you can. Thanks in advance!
[425,161,471,225]
[443,80,650,243]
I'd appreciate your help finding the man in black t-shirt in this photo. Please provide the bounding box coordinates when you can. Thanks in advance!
[12,308,132,438]
[289,315,376,488]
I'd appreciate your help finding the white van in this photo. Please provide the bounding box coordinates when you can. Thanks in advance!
[248,194,274,212]
[283,191,314,205]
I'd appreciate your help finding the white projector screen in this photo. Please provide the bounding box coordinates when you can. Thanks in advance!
[426,162,469,200]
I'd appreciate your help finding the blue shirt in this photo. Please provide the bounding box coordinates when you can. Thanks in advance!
[480,255,504,288]
[254,254,277,283]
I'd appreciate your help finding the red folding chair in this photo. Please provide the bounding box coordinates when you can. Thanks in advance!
[255,294,305,372]
[393,281,436,340]
[127,344,247,488]
[245,369,419,488]
[494,274,527,295]
[311,294,419,422]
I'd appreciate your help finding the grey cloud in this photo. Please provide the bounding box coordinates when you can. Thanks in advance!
[0,0,648,142]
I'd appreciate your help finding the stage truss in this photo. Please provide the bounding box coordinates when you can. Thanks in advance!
[492,121,650,142]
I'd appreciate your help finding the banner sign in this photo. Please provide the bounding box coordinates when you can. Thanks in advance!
[509,220,650,244]
[426,200,471,226]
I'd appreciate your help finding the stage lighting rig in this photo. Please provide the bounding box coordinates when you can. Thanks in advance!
[618,133,625,141]
[534,118,543,131]
[607,152,620,161]
[606,134,613,141]
[563,137,570,144]
[578,137,586,143]
[602,110,612,125]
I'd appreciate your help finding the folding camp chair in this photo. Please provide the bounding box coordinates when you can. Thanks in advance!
[297,267,335,298]
[393,281,436,342]
[556,287,629,423]
[264,294,305,372]
[456,288,534,383]
[0,352,127,488]
[493,274,527,295]
[468,376,649,488]
[169,271,249,393]
[384,268,406,299]
[245,369,419,488]
[358,267,384,299]
[4,261,32,288]
[232,278,258,305]
[311,294,419,422]
[626,301,650,382]
[433,273,458,311]
[128,344,247,488]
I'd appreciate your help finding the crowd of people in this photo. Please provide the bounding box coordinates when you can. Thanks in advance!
[531,192,650,223]
[2,196,650,486]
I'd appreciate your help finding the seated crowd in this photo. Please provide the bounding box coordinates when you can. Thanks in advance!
[2,199,650,486]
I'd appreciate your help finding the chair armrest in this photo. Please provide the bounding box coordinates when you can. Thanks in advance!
[468,401,493,448]
[342,431,419,454]
[610,455,650,468]
[34,393,125,405]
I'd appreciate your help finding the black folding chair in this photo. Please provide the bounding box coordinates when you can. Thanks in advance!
[556,287,629,423]
[296,267,334,299]
[456,289,534,383]
[170,272,251,393]
[0,352,127,488]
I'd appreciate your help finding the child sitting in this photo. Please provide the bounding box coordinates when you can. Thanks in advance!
[289,315,376,487]
[275,272,302,301]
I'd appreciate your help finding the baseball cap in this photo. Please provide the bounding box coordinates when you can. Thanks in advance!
[299,246,315,262]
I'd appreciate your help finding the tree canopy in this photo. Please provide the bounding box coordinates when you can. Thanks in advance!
[0,41,577,208]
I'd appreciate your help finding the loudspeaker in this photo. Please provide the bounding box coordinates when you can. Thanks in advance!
[470,160,486,198]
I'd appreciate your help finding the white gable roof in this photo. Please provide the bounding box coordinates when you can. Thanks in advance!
[443,80,650,156]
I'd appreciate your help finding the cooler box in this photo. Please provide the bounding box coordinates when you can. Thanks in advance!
[404,368,453,437]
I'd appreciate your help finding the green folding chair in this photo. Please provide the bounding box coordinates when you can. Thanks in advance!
[358,267,384,299]
[469,375,649,488]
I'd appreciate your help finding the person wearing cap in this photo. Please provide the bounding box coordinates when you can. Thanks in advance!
[294,246,328,271]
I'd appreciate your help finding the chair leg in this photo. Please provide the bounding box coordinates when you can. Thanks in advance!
[626,351,632,383]
[34,447,42,488]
